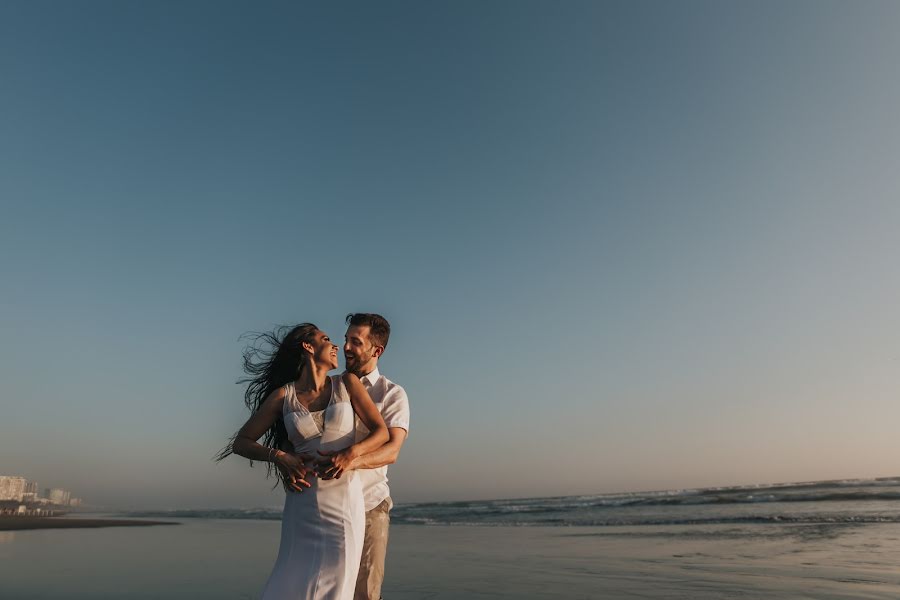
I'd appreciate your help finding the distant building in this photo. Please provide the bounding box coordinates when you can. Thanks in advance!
[69,498,82,507]
[48,488,71,506]
[22,480,39,503]
[0,476,27,502]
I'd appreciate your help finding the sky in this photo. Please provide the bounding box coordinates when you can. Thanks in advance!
[1,1,899,510]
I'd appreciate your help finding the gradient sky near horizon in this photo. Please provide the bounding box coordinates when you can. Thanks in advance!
[2,1,899,509]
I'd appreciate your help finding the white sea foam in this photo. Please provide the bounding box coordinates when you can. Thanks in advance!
[123,476,900,528]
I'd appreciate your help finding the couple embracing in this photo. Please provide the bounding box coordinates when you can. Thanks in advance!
[220,313,410,600]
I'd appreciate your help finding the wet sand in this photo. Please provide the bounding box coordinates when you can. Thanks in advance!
[2,519,899,598]
[0,516,178,531]
[384,523,900,599]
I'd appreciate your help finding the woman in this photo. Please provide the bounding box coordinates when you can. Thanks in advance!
[219,323,389,600]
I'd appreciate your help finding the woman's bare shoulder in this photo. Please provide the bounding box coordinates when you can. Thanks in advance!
[262,385,289,406]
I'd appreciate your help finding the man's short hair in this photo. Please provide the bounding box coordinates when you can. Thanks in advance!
[346,313,391,350]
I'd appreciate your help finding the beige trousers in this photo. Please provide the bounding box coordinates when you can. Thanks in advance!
[353,498,391,600]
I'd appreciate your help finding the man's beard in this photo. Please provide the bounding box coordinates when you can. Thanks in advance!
[344,351,372,375]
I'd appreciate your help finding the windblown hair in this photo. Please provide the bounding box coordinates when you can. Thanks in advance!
[215,323,319,483]
[345,313,391,350]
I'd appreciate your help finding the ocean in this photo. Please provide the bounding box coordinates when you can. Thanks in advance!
[2,477,900,598]
[124,476,900,528]
[389,476,900,527]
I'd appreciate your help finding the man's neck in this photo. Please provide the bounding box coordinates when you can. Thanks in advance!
[354,361,378,378]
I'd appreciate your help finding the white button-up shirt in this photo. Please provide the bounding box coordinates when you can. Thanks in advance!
[357,367,410,511]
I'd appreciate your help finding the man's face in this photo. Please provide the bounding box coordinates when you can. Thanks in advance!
[343,324,378,374]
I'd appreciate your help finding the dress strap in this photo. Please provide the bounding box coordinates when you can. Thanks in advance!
[332,375,350,404]
[282,382,296,414]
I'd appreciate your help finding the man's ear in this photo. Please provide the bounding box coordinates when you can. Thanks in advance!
[372,345,385,359]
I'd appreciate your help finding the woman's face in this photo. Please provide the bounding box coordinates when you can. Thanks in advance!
[311,330,339,369]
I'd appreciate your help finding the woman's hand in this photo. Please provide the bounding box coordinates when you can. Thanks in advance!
[316,448,357,480]
[275,451,314,492]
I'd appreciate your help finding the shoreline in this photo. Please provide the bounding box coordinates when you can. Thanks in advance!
[0,516,179,531]
[2,520,899,598]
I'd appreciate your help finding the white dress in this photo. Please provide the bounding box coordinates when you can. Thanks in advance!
[261,375,364,600]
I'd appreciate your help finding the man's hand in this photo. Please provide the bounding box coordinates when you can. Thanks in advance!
[316,449,357,480]
[275,452,314,492]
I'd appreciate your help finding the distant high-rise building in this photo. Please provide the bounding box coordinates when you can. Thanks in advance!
[48,488,71,506]
[0,476,27,502]
[22,480,39,503]
[69,498,83,507]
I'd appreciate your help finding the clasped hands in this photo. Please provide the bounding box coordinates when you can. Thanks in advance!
[275,449,357,493]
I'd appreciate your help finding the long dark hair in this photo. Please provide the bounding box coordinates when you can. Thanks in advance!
[215,323,320,481]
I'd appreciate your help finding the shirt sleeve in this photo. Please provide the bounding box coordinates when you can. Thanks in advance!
[380,384,410,433]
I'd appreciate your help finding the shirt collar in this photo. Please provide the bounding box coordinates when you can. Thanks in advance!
[358,367,380,387]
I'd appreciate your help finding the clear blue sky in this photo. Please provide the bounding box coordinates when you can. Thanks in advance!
[2,1,899,509]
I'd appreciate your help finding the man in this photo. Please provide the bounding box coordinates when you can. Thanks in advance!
[335,313,410,600]
[279,313,409,599]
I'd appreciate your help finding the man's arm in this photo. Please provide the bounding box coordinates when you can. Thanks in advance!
[350,427,408,470]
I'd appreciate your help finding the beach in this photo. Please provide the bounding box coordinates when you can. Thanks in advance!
[5,1,900,597]
[387,523,900,599]
[2,518,899,599]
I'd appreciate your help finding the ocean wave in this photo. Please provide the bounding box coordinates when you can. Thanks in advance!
[390,514,900,527]
[124,509,900,527]
[124,508,283,520]
[121,476,900,527]
[121,507,900,528]
[595,490,900,507]
[392,490,900,521]
[396,479,900,516]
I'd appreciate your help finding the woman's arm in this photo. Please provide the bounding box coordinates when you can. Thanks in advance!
[318,373,389,479]
[232,387,311,490]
